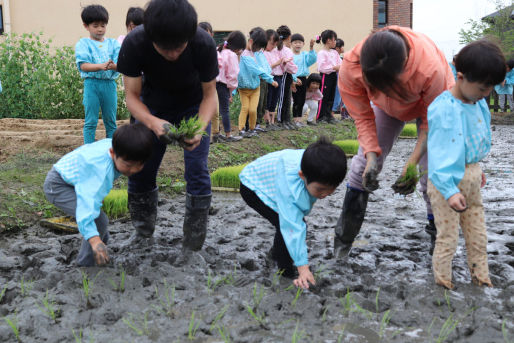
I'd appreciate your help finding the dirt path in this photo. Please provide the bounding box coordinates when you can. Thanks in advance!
[0,125,513,342]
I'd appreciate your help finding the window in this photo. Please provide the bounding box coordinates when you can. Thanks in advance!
[0,5,4,35]
[213,31,232,47]
[378,0,387,28]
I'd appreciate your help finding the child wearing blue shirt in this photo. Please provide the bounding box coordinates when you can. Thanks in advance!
[427,40,506,289]
[494,59,514,112]
[75,5,121,144]
[43,123,154,266]
[239,137,347,289]
[291,33,317,126]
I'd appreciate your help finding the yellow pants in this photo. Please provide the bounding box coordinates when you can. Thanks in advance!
[427,163,492,289]
[238,88,260,131]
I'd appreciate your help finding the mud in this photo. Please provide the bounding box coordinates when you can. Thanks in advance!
[0,125,513,342]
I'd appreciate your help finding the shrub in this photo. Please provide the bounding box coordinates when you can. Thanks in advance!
[0,32,128,119]
[333,140,359,155]
[103,189,128,219]
[400,123,417,137]
[211,164,247,189]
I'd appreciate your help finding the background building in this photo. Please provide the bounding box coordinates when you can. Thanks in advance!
[374,0,413,29]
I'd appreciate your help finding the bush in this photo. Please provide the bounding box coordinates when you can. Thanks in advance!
[333,140,359,155]
[401,123,417,137]
[211,164,247,189]
[0,32,128,119]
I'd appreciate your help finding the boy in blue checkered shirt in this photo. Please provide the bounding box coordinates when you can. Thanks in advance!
[239,137,347,289]
[43,124,154,267]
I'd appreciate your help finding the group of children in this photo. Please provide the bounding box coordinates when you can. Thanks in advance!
[42,2,510,291]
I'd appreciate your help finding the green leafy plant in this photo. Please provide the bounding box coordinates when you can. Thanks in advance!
[4,314,20,342]
[210,164,247,189]
[108,267,126,292]
[37,290,60,322]
[102,189,128,219]
[332,139,360,155]
[400,123,417,137]
[188,311,200,340]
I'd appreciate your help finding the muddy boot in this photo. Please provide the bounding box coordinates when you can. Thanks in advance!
[127,188,158,248]
[334,188,369,258]
[425,219,437,255]
[182,193,211,251]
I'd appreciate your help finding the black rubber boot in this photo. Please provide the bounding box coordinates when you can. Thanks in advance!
[127,188,158,247]
[334,187,369,258]
[425,219,437,255]
[183,193,211,251]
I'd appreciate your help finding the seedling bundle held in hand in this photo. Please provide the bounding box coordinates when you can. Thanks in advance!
[392,163,424,195]
[159,115,207,148]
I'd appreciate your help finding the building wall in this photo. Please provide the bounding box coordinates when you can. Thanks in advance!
[1,0,373,51]
[373,0,413,30]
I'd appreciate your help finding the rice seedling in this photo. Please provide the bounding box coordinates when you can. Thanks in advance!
[71,328,95,343]
[400,123,417,137]
[81,270,101,307]
[379,310,393,338]
[102,189,128,219]
[210,164,247,189]
[271,270,284,293]
[0,285,6,303]
[337,325,346,343]
[108,267,126,293]
[153,280,175,317]
[291,287,303,308]
[122,312,150,337]
[20,276,34,297]
[246,305,266,327]
[375,288,380,313]
[206,269,236,294]
[4,313,20,342]
[188,311,200,340]
[332,139,359,155]
[321,305,330,322]
[217,324,232,343]
[339,288,372,319]
[209,305,229,332]
[252,282,266,310]
[163,116,207,148]
[502,319,513,343]
[435,313,459,343]
[37,289,60,322]
[313,264,329,282]
[291,320,306,343]
[444,290,453,312]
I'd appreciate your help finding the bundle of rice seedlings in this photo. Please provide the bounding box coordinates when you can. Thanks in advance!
[333,140,359,155]
[163,115,208,147]
[400,123,417,137]
[103,189,128,219]
[211,164,247,189]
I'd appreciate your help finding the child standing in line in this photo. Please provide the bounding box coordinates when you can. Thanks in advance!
[316,30,341,124]
[291,33,317,127]
[238,28,278,137]
[117,7,144,44]
[213,31,246,142]
[275,25,298,130]
[43,123,154,266]
[239,137,347,289]
[263,30,281,128]
[198,22,214,37]
[255,28,275,131]
[494,59,514,113]
[75,5,121,144]
[303,73,323,125]
[332,38,348,119]
[427,40,506,289]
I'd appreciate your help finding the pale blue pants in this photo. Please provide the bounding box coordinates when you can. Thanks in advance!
[83,78,117,144]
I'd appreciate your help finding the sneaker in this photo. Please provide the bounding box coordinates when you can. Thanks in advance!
[254,124,268,132]
[225,135,242,142]
[306,121,317,126]
[211,134,221,143]
[295,121,306,128]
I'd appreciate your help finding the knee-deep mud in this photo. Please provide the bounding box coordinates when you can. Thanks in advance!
[0,125,513,343]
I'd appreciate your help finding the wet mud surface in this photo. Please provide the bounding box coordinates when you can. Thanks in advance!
[0,126,513,342]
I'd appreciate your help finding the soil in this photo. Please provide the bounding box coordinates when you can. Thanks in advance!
[0,122,513,342]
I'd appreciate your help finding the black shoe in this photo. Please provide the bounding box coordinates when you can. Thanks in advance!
[334,187,369,258]
[127,188,158,248]
[425,219,437,255]
[306,121,317,126]
[183,193,211,251]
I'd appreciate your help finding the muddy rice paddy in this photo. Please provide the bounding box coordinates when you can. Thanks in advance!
[0,125,513,342]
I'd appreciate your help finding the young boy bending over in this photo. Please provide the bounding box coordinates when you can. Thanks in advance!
[43,123,154,266]
[239,137,347,289]
[427,40,506,289]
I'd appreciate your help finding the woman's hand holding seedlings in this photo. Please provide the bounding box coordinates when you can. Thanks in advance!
[294,265,316,289]
[89,236,109,265]
[448,192,467,212]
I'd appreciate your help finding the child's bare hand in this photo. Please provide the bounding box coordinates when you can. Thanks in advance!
[294,265,315,289]
[296,79,302,86]
[309,39,315,49]
[481,172,486,188]
[291,84,297,93]
[448,193,467,212]
[89,236,109,265]
[283,57,293,64]
[271,81,279,88]
[102,61,111,70]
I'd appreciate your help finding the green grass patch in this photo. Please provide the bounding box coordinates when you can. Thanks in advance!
[333,140,359,155]
[102,189,128,219]
[400,124,417,137]
[211,165,247,189]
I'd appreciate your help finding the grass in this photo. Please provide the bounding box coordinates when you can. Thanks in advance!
[210,164,247,189]
[400,123,417,137]
[102,189,128,219]
[333,139,359,155]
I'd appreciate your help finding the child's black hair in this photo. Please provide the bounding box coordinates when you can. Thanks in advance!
[276,25,291,50]
[301,136,347,187]
[335,38,345,48]
[81,5,109,25]
[507,59,514,70]
[266,29,279,43]
[144,0,197,50]
[218,30,246,53]
[291,33,304,43]
[360,29,410,101]
[126,7,144,27]
[316,30,337,44]
[249,27,267,52]
[112,123,154,163]
[198,21,213,35]
[306,73,322,89]
[455,40,506,86]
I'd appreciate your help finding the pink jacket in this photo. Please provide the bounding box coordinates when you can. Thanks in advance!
[216,49,240,92]
[280,46,298,75]
[317,49,341,74]
[264,48,282,76]
[306,89,323,101]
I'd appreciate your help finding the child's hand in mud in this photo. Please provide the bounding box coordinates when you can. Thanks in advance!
[447,193,467,212]
[294,265,316,289]
[89,236,110,265]
[362,152,379,192]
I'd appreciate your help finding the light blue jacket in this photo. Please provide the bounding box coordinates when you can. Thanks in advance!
[255,51,272,75]
[54,139,121,240]
[428,91,491,200]
[293,50,317,78]
[75,37,121,80]
[238,50,274,90]
[239,149,317,267]
[494,69,514,95]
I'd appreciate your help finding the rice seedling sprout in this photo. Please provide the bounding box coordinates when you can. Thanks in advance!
[209,305,229,332]
[211,164,246,189]
[4,314,20,342]
[108,267,126,292]
[102,189,128,219]
[291,320,305,343]
[332,140,359,155]
[153,280,175,317]
[0,285,6,303]
[502,319,513,343]
[188,311,200,340]
[20,276,34,297]
[37,289,60,322]
[400,123,417,137]
[291,287,303,307]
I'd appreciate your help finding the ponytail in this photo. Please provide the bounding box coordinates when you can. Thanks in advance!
[276,25,291,51]
[218,30,246,53]
[317,30,337,44]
